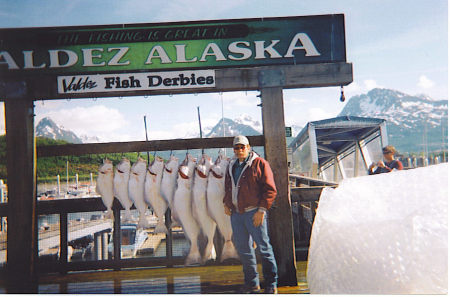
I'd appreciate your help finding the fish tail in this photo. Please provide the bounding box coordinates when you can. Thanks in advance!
[220,240,239,262]
[185,250,202,266]
[203,243,217,263]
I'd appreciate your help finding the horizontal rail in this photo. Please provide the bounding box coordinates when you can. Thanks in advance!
[37,135,265,157]
[290,187,326,203]
[0,196,138,216]
[289,174,338,187]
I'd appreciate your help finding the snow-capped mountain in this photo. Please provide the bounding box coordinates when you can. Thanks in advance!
[339,88,448,153]
[79,134,101,143]
[34,89,448,154]
[36,117,82,144]
[206,115,261,138]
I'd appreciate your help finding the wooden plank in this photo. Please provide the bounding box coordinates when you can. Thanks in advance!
[59,212,68,274]
[290,187,325,203]
[4,96,38,292]
[37,136,265,157]
[19,63,353,101]
[260,86,297,286]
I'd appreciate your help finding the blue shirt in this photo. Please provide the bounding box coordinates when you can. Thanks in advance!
[232,155,250,184]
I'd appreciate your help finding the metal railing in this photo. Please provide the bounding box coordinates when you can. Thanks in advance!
[0,197,188,274]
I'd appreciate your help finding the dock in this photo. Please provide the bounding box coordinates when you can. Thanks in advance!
[0,261,309,294]
[38,219,112,255]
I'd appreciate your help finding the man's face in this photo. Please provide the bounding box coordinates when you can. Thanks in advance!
[234,144,250,161]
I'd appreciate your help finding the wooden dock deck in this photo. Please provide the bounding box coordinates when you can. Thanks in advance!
[0,261,309,294]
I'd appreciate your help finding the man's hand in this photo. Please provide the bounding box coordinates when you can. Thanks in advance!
[253,210,265,227]
[224,205,232,216]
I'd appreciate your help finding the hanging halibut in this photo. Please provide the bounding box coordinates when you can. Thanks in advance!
[113,157,133,221]
[96,159,114,219]
[144,156,168,234]
[192,154,217,263]
[160,155,180,225]
[173,154,202,266]
[128,157,149,228]
[207,154,239,262]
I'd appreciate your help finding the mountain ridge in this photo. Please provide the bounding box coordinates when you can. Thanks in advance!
[36,117,82,144]
[35,88,448,154]
[338,88,448,153]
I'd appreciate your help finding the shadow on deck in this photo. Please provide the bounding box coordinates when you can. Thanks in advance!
[0,261,309,294]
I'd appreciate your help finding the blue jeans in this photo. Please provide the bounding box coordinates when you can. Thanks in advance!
[231,209,278,288]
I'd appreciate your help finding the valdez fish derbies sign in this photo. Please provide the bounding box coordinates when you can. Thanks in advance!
[57,70,215,94]
[0,15,346,76]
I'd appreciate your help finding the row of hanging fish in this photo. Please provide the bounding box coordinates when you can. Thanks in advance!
[96,153,239,265]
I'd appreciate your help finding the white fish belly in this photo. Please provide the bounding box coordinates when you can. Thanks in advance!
[207,180,233,240]
[160,175,176,207]
[128,174,146,213]
[114,173,132,209]
[174,181,200,242]
[97,173,114,209]
[193,181,216,236]
[145,174,168,220]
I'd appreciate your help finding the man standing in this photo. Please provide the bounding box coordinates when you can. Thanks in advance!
[224,135,278,294]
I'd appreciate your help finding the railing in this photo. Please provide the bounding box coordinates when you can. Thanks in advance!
[0,197,190,274]
[1,136,266,275]
[288,174,337,259]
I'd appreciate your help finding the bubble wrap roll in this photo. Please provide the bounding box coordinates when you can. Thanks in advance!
[307,163,448,294]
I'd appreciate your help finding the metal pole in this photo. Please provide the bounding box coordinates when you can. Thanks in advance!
[143,115,150,165]
[57,175,60,198]
[197,106,204,154]
[66,159,69,195]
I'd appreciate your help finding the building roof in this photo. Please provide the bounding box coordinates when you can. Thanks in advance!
[288,116,386,168]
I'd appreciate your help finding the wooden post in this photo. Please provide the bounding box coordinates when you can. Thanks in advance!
[260,86,298,286]
[5,94,38,292]
[59,212,68,274]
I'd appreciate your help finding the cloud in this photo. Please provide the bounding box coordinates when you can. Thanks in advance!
[307,107,334,122]
[338,79,382,98]
[344,82,362,94]
[216,91,260,110]
[170,115,221,139]
[36,105,129,142]
[285,96,306,104]
[364,79,380,90]
[418,75,435,89]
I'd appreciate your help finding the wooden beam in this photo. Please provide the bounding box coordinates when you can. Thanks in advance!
[19,63,353,100]
[260,86,297,286]
[5,95,38,292]
[37,135,265,157]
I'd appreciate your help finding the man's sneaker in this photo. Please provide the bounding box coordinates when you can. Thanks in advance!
[264,286,278,294]
[239,285,261,294]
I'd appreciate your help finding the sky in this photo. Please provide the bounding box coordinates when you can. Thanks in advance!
[0,0,447,142]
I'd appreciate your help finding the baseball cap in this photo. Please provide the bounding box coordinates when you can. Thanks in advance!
[233,135,249,146]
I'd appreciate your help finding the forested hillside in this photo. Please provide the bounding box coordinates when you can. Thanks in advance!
[0,136,153,182]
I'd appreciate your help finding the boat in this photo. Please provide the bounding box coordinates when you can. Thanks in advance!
[108,223,148,259]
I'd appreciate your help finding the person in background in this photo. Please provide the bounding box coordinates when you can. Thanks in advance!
[368,145,403,175]
[224,135,278,294]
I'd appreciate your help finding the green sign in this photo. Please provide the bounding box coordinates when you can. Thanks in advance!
[285,127,292,137]
[0,14,346,76]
